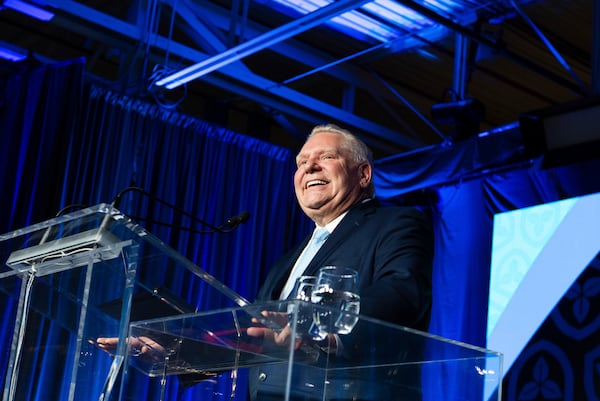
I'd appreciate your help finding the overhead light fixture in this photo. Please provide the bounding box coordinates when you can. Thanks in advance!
[263,0,476,43]
[431,98,485,141]
[264,0,434,42]
[0,40,28,61]
[520,97,600,168]
[3,0,54,21]
[330,6,401,42]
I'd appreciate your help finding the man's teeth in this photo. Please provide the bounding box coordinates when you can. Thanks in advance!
[307,180,326,188]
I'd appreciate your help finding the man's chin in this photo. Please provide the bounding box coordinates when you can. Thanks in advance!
[301,198,329,211]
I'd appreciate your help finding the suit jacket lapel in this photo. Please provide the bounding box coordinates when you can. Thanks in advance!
[303,199,376,277]
[269,199,378,299]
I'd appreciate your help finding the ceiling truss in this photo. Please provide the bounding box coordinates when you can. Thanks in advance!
[3,0,598,157]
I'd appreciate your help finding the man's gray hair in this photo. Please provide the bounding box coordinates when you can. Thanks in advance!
[308,123,376,197]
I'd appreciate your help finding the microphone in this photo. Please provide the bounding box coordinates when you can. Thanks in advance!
[221,211,250,230]
[110,186,250,234]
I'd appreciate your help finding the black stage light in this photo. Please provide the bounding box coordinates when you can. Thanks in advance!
[431,98,485,142]
[520,97,600,168]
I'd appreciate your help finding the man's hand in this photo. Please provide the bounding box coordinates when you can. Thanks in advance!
[95,336,167,362]
[94,337,118,351]
[245,310,338,356]
[246,310,303,349]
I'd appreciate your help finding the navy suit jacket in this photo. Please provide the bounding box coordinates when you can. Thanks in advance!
[256,199,433,331]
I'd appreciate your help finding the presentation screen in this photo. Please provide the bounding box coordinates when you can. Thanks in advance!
[487,192,600,375]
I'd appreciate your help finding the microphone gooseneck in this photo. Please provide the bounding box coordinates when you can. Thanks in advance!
[110,186,249,234]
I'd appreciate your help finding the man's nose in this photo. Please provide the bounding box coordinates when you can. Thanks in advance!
[304,158,321,172]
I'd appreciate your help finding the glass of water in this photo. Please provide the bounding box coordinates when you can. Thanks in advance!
[287,275,317,338]
[311,266,360,336]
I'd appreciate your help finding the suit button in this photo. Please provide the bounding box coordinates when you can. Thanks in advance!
[258,372,267,382]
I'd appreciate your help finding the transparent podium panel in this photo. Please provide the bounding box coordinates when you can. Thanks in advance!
[126,301,503,401]
[0,204,250,401]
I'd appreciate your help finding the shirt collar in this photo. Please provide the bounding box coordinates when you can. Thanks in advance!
[315,198,373,234]
[322,211,347,233]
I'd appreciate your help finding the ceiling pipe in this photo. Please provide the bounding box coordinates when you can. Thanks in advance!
[3,0,54,21]
[155,0,372,89]
[452,33,469,101]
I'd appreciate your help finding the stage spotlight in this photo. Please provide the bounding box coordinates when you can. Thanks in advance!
[520,97,600,168]
[431,98,485,142]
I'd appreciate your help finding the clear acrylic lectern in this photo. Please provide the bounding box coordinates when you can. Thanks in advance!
[125,300,503,401]
[0,204,249,401]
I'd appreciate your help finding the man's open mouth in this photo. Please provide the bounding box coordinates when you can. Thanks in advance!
[306,180,327,188]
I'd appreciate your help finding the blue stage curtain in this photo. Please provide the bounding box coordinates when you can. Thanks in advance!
[0,58,87,400]
[0,58,312,400]
[0,58,86,231]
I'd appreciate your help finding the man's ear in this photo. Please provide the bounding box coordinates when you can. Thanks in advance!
[358,162,372,188]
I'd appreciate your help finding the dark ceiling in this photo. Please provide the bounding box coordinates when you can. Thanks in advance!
[0,0,598,159]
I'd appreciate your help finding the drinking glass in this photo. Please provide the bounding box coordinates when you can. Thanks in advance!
[287,276,318,338]
[310,266,360,336]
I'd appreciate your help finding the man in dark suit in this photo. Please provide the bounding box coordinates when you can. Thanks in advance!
[247,123,434,400]
[253,122,433,330]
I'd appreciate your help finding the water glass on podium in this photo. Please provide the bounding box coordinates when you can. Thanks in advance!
[310,266,360,337]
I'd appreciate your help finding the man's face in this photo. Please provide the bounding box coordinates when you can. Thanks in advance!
[294,131,371,225]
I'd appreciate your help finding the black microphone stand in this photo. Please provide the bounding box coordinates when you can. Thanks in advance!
[111,186,249,234]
